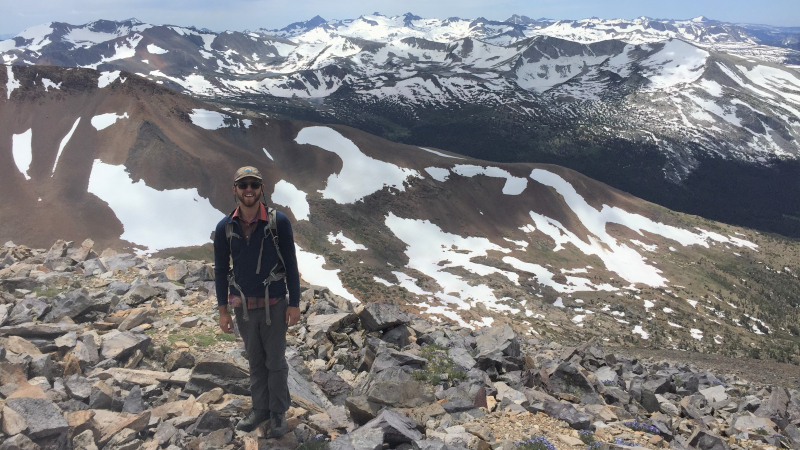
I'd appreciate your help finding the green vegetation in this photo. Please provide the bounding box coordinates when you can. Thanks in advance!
[412,344,467,385]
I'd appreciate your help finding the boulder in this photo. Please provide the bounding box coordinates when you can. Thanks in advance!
[83,258,107,277]
[346,395,382,425]
[0,434,40,450]
[754,387,789,420]
[64,374,94,401]
[358,303,411,332]
[364,367,435,408]
[475,324,519,358]
[361,408,423,446]
[100,331,151,361]
[73,334,100,371]
[118,308,159,331]
[124,283,160,305]
[371,349,427,373]
[90,381,115,409]
[106,281,131,295]
[184,353,250,396]
[0,322,83,338]
[164,263,189,283]
[688,430,729,450]
[5,397,69,439]
[187,410,229,435]
[382,324,413,348]
[307,312,358,334]
[8,298,50,325]
[121,385,144,414]
[102,254,141,272]
[329,427,384,450]
[543,401,591,430]
[699,385,728,403]
[165,350,195,371]
[312,371,352,406]
[448,347,476,371]
[45,289,94,322]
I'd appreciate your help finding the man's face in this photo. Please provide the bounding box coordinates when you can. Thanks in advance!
[233,177,263,207]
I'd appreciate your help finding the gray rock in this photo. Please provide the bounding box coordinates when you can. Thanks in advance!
[0,434,40,450]
[102,254,141,272]
[45,289,94,322]
[312,371,352,406]
[307,312,358,334]
[548,362,601,405]
[358,303,411,332]
[737,395,761,413]
[365,367,435,408]
[594,366,618,385]
[755,387,789,420]
[543,401,591,430]
[346,395,382,425]
[0,277,39,294]
[8,298,50,325]
[154,422,178,446]
[412,439,454,450]
[382,325,413,348]
[361,408,422,446]
[72,429,98,450]
[100,331,151,361]
[441,398,475,413]
[125,284,160,305]
[448,347,476,371]
[118,307,159,331]
[64,374,93,401]
[82,258,107,277]
[164,350,195,372]
[107,281,131,295]
[73,334,100,371]
[699,385,728,403]
[187,410,229,435]
[371,349,427,373]
[29,354,56,383]
[0,304,9,327]
[54,332,77,349]
[0,322,83,338]
[475,324,519,358]
[184,353,250,396]
[5,397,69,439]
[90,381,115,409]
[329,427,384,450]
[688,430,729,450]
[122,385,144,414]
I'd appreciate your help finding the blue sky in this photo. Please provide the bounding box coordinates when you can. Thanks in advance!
[1,0,798,36]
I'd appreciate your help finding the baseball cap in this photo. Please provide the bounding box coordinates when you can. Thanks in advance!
[233,166,263,183]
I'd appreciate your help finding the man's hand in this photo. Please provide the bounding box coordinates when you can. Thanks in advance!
[218,306,234,334]
[286,306,300,326]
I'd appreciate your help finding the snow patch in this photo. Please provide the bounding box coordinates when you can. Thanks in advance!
[12,129,33,180]
[633,325,649,339]
[271,180,309,221]
[98,71,125,88]
[41,78,61,91]
[91,112,129,131]
[263,148,274,161]
[419,147,464,159]
[690,328,703,340]
[423,167,449,182]
[189,109,228,130]
[295,245,359,303]
[87,160,223,251]
[146,44,169,54]
[453,165,527,195]
[52,118,81,175]
[327,231,367,251]
[6,66,20,99]
[295,127,420,203]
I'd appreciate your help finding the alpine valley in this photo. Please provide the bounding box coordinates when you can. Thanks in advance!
[2,14,800,236]
[1,65,799,363]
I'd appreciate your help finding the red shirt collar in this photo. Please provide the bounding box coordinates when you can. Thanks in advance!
[232,202,267,223]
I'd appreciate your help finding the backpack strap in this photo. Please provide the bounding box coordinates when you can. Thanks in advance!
[225,216,250,321]
[260,206,286,325]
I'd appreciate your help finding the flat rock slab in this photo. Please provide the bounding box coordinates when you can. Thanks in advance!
[5,397,69,439]
[100,331,151,360]
[307,313,358,334]
[361,408,422,446]
[699,385,728,403]
[0,323,83,337]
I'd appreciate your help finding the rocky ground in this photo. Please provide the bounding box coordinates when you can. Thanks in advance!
[0,239,799,450]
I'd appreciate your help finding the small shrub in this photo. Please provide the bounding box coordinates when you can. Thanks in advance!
[614,438,641,447]
[755,427,768,436]
[296,436,329,450]
[579,430,595,445]
[515,435,556,450]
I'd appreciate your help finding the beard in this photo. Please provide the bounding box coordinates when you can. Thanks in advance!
[237,190,261,208]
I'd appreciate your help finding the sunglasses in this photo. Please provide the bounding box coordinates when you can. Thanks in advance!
[235,181,262,190]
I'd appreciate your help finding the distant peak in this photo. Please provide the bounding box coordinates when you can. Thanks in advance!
[123,17,143,24]
[691,16,709,22]
[403,12,422,21]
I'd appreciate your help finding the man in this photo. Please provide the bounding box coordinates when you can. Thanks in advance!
[214,166,301,437]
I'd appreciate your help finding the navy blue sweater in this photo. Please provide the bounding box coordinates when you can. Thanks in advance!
[214,207,300,307]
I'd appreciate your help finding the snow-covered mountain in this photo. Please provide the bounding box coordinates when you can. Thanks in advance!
[2,65,798,355]
[2,15,800,237]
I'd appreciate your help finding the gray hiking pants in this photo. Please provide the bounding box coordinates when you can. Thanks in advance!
[234,296,290,414]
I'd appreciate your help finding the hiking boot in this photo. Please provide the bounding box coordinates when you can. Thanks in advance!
[236,409,270,432]
[267,412,288,439]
